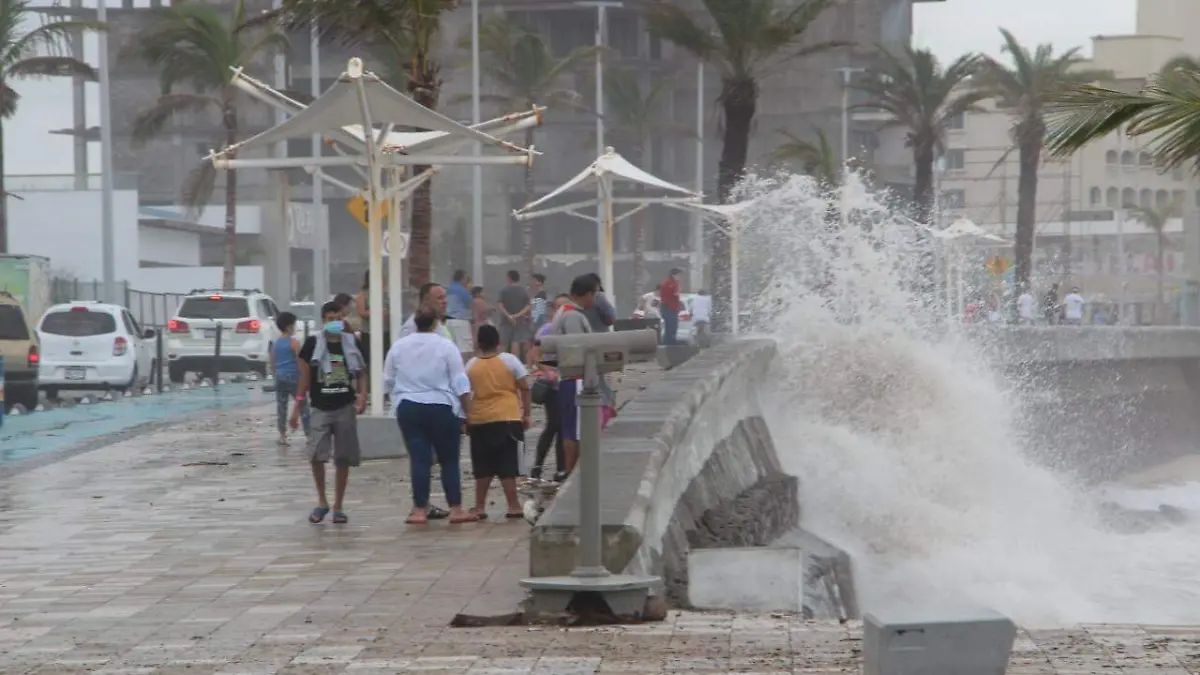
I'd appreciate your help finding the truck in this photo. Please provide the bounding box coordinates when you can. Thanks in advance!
[0,254,50,322]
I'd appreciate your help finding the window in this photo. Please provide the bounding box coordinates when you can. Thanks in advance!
[1139,152,1154,167]
[1089,187,1101,205]
[941,189,966,209]
[945,112,964,130]
[0,305,29,340]
[39,310,115,337]
[259,299,273,319]
[1156,189,1170,209]
[1106,187,1119,207]
[1106,150,1118,165]
[942,149,964,171]
[1173,189,1186,206]
[1122,188,1136,206]
[177,297,251,320]
[122,311,140,337]
[1121,151,1135,166]
[1140,188,1153,207]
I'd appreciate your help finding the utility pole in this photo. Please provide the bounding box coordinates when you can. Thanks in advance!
[98,0,116,304]
[470,0,483,285]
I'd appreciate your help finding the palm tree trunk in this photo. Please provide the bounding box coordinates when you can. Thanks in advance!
[222,107,238,290]
[912,142,935,224]
[408,82,438,294]
[1014,119,1043,289]
[714,77,756,330]
[522,127,535,278]
[0,111,7,254]
[632,139,650,293]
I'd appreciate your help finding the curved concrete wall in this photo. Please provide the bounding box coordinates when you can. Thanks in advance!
[530,340,810,606]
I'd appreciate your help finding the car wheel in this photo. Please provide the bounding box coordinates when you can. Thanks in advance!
[9,386,38,412]
[168,363,186,384]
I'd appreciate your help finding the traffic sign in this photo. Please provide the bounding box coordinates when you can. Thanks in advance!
[346,194,390,228]
[985,256,1010,276]
[382,231,410,258]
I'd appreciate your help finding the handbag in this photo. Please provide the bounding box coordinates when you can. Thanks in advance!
[531,377,553,405]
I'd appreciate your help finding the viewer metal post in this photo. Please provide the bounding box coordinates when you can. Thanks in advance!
[574,358,607,576]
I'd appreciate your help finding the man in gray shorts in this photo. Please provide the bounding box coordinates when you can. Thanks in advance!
[292,301,369,524]
[498,269,533,359]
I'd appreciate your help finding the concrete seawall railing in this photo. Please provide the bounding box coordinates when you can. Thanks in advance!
[973,326,1200,481]
[529,339,856,616]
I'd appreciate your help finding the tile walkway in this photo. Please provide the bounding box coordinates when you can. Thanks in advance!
[3,363,1198,673]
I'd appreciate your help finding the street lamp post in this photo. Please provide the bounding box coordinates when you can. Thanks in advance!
[471,0,484,285]
[311,23,329,304]
[835,66,866,184]
[578,1,622,288]
[97,0,116,304]
[691,62,705,291]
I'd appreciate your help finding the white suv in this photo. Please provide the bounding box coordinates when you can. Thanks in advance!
[37,301,157,398]
[165,289,281,383]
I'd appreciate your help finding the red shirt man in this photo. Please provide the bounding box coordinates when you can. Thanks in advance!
[660,269,683,312]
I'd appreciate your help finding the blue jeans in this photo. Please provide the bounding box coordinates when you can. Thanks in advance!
[274,379,310,435]
[396,400,463,508]
[661,307,680,345]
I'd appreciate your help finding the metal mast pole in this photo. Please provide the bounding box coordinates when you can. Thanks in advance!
[691,62,704,291]
[471,0,484,285]
[97,0,116,304]
[311,23,329,303]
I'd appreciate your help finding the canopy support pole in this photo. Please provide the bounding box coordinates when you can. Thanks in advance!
[388,167,406,347]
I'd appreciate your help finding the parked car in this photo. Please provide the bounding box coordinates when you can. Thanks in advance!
[165,289,281,383]
[36,301,156,399]
[288,301,319,338]
[632,292,696,343]
[0,290,39,410]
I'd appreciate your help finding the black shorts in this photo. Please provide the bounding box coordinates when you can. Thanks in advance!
[469,421,524,479]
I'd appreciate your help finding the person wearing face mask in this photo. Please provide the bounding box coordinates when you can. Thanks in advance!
[293,301,369,525]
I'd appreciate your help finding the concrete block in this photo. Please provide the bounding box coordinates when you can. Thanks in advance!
[687,547,803,613]
[863,608,1016,675]
[358,414,407,460]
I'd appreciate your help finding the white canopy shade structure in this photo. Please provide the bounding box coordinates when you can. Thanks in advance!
[932,217,1010,320]
[512,147,699,307]
[210,58,538,417]
[932,217,1008,243]
[666,199,758,335]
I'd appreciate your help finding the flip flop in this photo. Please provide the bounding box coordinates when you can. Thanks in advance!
[308,507,330,524]
[449,513,478,524]
[505,512,524,519]
[332,511,348,524]
[405,514,428,525]
[427,505,450,520]
[469,508,489,520]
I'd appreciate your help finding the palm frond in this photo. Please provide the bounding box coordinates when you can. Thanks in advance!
[771,127,838,183]
[180,160,218,215]
[130,92,221,147]
[6,55,96,80]
[643,2,721,64]
[0,81,18,118]
[3,18,105,70]
[1162,55,1200,75]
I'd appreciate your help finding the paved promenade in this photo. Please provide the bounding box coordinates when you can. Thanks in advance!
[0,368,1198,673]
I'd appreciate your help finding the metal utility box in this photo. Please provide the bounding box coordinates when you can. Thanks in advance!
[863,608,1016,675]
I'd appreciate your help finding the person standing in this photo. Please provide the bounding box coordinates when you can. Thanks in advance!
[549,275,598,475]
[1042,282,1060,326]
[466,324,532,519]
[447,269,473,321]
[689,289,713,348]
[660,268,683,345]
[528,295,568,482]
[292,302,368,525]
[270,311,309,445]
[1063,286,1085,326]
[385,307,476,525]
[402,282,455,341]
[530,273,549,331]
[498,270,533,358]
[1017,284,1037,326]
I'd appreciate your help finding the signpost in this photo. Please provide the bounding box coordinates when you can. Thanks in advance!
[346,195,390,228]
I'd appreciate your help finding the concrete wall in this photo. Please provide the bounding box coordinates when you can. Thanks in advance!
[530,340,805,605]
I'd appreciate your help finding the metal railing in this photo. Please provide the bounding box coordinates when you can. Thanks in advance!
[50,278,185,330]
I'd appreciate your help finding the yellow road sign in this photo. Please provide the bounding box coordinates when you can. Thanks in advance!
[985,256,1010,276]
[346,194,390,228]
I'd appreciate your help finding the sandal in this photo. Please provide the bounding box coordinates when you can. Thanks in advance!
[405,512,428,525]
[427,505,450,520]
[469,508,489,520]
[505,512,524,519]
[448,512,479,524]
[332,511,348,524]
[308,506,330,524]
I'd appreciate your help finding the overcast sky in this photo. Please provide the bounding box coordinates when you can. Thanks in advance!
[4,0,1138,176]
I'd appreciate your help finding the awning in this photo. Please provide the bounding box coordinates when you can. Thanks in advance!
[516,148,697,214]
[934,217,1008,243]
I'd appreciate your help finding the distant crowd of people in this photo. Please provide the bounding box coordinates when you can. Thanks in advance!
[262,267,694,527]
[963,282,1088,325]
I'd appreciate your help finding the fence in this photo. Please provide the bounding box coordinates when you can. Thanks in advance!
[50,278,185,330]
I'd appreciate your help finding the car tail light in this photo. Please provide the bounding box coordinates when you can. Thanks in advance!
[70,306,89,313]
[168,319,190,334]
[113,336,128,356]
[236,319,261,334]
[680,313,691,321]
[27,345,38,368]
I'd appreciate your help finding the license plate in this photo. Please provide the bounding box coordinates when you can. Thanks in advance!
[65,367,86,381]
[203,328,217,338]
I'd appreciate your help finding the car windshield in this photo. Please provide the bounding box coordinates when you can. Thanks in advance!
[0,305,28,340]
[41,310,117,337]
[289,303,317,321]
[178,297,250,320]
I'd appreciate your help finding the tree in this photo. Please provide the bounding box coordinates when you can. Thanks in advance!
[268,0,457,292]
[644,0,841,325]
[976,29,1108,290]
[0,0,104,253]
[1124,199,1180,304]
[770,127,838,185]
[604,67,675,289]
[1160,55,1200,74]
[462,18,594,277]
[123,0,287,290]
[852,46,985,223]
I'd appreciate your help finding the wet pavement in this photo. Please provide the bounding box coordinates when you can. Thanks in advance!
[4,364,1198,672]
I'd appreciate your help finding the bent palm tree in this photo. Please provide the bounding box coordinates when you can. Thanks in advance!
[464,18,594,276]
[270,0,456,291]
[771,127,838,185]
[1124,200,1180,303]
[645,0,841,326]
[977,28,1109,289]
[0,0,104,252]
[605,68,676,289]
[853,46,985,223]
[123,0,287,289]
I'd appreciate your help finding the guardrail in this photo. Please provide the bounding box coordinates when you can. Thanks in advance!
[50,278,185,329]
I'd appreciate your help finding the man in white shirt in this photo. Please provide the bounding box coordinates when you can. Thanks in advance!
[402,282,456,342]
[1017,285,1036,325]
[638,285,662,319]
[689,290,713,348]
[1063,287,1085,326]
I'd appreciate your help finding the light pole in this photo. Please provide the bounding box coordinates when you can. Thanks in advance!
[310,23,329,304]
[691,61,705,291]
[835,66,866,183]
[578,1,622,288]
[97,0,116,304]
[470,0,484,285]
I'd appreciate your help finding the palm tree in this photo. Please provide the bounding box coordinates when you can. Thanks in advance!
[269,0,456,292]
[770,127,839,185]
[123,0,287,290]
[604,67,676,289]
[463,18,594,277]
[0,0,104,253]
[644,0,842,324]
[1160,55,1200,74]
[852,47,985,223]
[976,28,1109,289]
[1124,199,1180,304]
